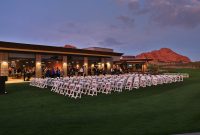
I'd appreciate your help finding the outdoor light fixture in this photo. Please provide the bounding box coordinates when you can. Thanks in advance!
[36,62,41,65]
[63,62,67,66]
[106,62,111,69]
[1,61,8,66]
[107,62,111,66]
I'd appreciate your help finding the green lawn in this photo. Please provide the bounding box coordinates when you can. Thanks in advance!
[0,69,200,135]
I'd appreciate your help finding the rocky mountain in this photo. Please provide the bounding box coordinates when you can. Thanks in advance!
[64,44,77,49]
[136,48,191,63]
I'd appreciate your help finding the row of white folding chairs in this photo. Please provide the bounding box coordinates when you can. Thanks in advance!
[51,81,100,99]
[30,78,48,88]
[48,76,131,98]
[124,74,184,90]
[30,73,184,99]
[30,75,126,95]
[163,73,189,78]
[31,74,183,90]
[31,74,182,91]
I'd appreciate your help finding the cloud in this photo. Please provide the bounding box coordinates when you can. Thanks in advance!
[120,0,200,28]
[117,0,140,11]
[117,15,135,26]
[57,22,80,34]
[127,0,140,10]
[147,0,200,28]
[98,37,124,47]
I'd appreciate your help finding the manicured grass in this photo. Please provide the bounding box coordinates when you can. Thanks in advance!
[0,69,200,135]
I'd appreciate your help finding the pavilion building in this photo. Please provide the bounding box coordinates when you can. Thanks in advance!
[113,56,152,72]
[0,41,151,81]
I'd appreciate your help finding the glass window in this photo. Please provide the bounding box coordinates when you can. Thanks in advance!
[8,53,35,80]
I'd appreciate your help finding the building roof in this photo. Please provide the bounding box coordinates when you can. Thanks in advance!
[0,41,123,57]
[120,56,136,60]
[114,57,153,64]
[117,55,153,63]
[83,47,113,52]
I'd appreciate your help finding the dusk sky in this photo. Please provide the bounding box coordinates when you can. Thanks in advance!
[0,0,200,61]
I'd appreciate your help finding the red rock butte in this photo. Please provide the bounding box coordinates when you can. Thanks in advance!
[136,48,191,63]
[64,44,77,49]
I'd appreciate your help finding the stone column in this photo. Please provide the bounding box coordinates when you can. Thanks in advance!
[63,56,68,77]
[143,62,147,72]
[107,61,112,74]
[142,63,147,73]
[35,54,42,78]
[0,53,9,76]
[142,64,144,72]
[101,58,105,70]
[84,57,88,76]
[106,58,113,74]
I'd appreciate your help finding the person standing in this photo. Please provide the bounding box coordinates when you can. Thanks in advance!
[56,67,61,78]
[26,69,31,81]
[79,67,84,76]
[23,68,27,81]
[51,68,56,78]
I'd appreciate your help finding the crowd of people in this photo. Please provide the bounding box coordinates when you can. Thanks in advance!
[43,67,62,78]
[9,64,126,81]
[68,66,112,76]
[23,68,35,81]
[68,66,108,76]
[111,67,123,75]
[42,65,124,78]
[8,67,35,81]
[68,66,85,76]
